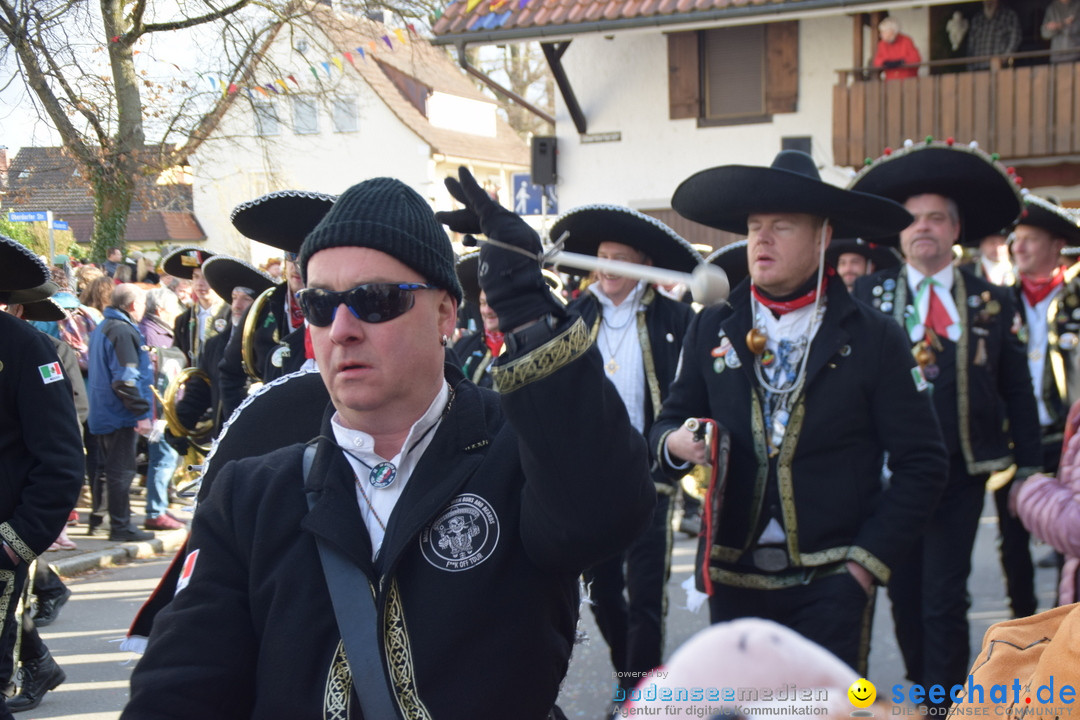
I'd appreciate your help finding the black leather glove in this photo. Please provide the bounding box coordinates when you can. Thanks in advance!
[435,167,565,333]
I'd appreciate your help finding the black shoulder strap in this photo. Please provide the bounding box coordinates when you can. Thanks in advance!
[303,445,402,720]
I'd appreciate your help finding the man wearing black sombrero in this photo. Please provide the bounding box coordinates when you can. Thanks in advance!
[850,140,1041,704]
[825,238,901,292]
[160,247,229,367]
[649,150,948,674]
[552,204,700,692]
[228,190,335,382]
[0,237,83,720]
[176,256,275,438]
[1003,194,1080,608]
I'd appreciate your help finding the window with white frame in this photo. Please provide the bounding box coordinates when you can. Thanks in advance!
[292,96,319,135]
[254,101,280,136]
[332,96,359,133]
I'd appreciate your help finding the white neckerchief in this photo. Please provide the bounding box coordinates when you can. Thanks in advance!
[905,264,961,343]
[331,381,451,559]
[590,281,647,433]
[1022,287,1059,427]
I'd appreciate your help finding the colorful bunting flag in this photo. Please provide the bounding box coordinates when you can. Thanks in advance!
[393,28,406,44]
[332,56,344,71]
[288,74,299,87]
[382,35,393,49]
[320,61,331,77]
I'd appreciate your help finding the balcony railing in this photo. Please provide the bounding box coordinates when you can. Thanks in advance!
[833,50,1080,167]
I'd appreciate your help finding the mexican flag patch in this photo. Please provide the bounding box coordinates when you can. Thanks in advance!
[38,362,64,384]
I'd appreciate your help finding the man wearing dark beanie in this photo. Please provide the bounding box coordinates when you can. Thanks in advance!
[124,173,656,720]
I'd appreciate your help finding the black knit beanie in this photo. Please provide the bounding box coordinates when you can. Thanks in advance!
[299,177,463,303]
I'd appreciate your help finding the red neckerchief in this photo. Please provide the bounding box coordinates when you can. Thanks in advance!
[1021,266,1066,307]
[303,324,314,360]
[484,329,504,357]
[288,290,305,331]
[751,268,832,316]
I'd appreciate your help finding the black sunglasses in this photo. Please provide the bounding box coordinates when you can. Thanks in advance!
[295,283,438,327]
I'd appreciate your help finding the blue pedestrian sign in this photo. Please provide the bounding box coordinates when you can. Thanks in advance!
[511,173,557,216]
[7,211,48,222]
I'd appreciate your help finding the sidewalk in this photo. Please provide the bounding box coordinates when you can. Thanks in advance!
[44,490,192,578]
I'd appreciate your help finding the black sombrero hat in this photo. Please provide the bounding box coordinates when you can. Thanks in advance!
[1016,194,1080,246]
[456,250,482,307]
[201,256,276,302]
[673,150,913,242]
[705,241,749,291]
[231,190,337,254]
[548,205,702,275]
[18,298,66,322]
[825,238,902,270]
[0,236,50,293]
[161,246,216,280]
[849,140,1022,246]
[3,281,60,305]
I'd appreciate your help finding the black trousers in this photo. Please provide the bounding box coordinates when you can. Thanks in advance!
[0,557,30,719]
[93,427,138,530]
[584,493,673,690]
[708,569,875,675]
[32,565,65,603]
[888,453,986,709]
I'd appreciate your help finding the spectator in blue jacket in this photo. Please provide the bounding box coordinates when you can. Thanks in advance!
[87,284,155,542]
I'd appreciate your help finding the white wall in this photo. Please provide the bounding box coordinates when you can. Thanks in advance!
[549,14,902,213]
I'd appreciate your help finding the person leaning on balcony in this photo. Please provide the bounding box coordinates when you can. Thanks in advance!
[872,17,921,79]
[966,0,1022,69]
[1042,0,1080,62]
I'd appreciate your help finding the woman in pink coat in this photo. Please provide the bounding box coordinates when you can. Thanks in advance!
[1015,400,1080,605]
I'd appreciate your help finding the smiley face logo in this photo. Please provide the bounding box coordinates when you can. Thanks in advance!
[848,678,876,708]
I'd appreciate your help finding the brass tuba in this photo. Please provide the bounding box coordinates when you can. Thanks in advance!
[241,286,279,382]
[153,367,214,448]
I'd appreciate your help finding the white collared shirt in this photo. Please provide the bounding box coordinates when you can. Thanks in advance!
[1022,288,1059,427]
[905,264,962,343]
[331,381,451,559]
[590,282,647,433]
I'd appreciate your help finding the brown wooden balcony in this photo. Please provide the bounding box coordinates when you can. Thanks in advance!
[833,51,1080,168]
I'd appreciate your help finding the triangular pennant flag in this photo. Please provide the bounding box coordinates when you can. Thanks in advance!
[393,28,406,44]
[288,74,299,87]
[266,83,280,94]
[518,0,529,9]
[320,61,331,77]
[407,23,417,34]
[332,56,344,71]
[382,35,393,49]
[275,78,289,92]
[357,47,366,60]
[344,51,356,67]
[255,86,270,97]
[245,88,255,99]
[310,66,319,80]
[208,76,218,90]
[228,83,239,93]
[466,0,482,12]
[368,40,378,53]
[432,7,443,19]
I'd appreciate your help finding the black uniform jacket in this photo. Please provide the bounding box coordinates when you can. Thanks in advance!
[124,317,656,720]
[855,266,1042,476]
[448,330,495,388]
[0,313,84,563]
[172,301,230,366]
[571,286,694,439]
[649,278,948,585]
[1010,262,1080,437]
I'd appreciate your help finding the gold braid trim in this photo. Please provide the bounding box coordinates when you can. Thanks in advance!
[709,562,847,590]
[384,579,432,720]
[491,318,592,394]
[323,640,351,720]
[638,288,663,422]
[0,524,35,564]
[845,546,891,585]
[777,397,807,565]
